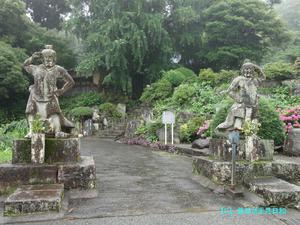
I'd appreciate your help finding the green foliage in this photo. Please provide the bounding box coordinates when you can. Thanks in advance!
[179,116,205,143]
[172,83,197,105]
[257,98,285,145]
[99,103,122,118]
[264,61,295,80]
[202,0,290,70]
[60,92,103,113]
[24,0,70,30]
[31,115,45,133]
[275,0,300,31]
[242,119,261,136]
[209,98,234,137]
[209,97,285,145]
[135,122,163,142]
[199,68,238,86]
[140,79,173,104]
[69,107,94,120]
[0,41,28,102]
[0,119,28,154]
[259,87,300,109]
[162,67,196,87]
[0,150,12,163]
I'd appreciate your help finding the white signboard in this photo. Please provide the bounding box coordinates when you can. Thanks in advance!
[162,111,175,124]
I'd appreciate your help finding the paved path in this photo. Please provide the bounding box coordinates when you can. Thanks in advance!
[7,137,300,224]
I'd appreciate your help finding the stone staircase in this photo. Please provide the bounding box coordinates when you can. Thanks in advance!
[96,121,126,138]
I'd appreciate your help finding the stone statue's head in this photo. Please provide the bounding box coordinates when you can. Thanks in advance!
[241,62,255,78]
[41,45,56,68]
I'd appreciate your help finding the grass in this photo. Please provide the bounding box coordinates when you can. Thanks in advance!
[0,150,12,163]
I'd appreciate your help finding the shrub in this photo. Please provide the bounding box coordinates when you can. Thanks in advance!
[172,83,198,105]
[209,97,285,145]
[60,92,103,112]
[69,107,94,121]
[180,116,205,143]
[99,103,122,118]
[280,107,300,133]
[162,67,196,87]
[135,122,163,142]
[199,68,238,86]
[264,61,295,81]
[140,79,173,104]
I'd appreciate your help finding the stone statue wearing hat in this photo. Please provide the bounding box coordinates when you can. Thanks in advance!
[23,45,75,138]
[216,60,266,133]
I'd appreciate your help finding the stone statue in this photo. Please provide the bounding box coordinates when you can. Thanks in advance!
[23,45,75,138]
[216,60,265,133]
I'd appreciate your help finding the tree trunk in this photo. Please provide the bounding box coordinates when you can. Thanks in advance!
[131,73,144,100]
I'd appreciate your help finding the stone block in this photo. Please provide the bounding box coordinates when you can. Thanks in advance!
[284,128,300,156]
[12,138,80,164]
[272,161,300,182]
[209,138,274,161]
[57,156,96,190]
[193,156,273,185]
[4,184,64,216]
[192,138,210,149]
[0,164,57,193]
[248,177,300,207]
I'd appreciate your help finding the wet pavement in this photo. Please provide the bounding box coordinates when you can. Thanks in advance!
[3,137,299,224]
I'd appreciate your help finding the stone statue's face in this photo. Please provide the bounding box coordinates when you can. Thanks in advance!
[243,66,254,78]
[42,53,56,68]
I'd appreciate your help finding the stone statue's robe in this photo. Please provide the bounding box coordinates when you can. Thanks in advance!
[24,64,74,128]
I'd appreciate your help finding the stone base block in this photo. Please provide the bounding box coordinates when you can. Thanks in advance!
[209,138,274,161]
[4,184,64,216]
[248,177,300,207]
[0,156,96,193]
[0,164,57,194]
[272,160,300,183]
[192,156,273,184]
[58,156,96,190]
[13,138,80,164]
[284,128,300,156]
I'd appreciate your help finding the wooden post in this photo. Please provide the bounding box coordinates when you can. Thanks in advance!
[171,123,174,145]
[165,123,167,145]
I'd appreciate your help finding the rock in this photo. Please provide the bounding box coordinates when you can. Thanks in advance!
[4,184,64,216]
[192,138,210,149]
[177,112,196,124]
[12,138,80,164]
[284,128,300,156]
[124,120,143,138]
[116,103,126,118]
[57,156,96,190]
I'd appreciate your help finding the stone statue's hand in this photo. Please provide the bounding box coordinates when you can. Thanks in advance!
[54,89,63,97]
[32,52,42,59]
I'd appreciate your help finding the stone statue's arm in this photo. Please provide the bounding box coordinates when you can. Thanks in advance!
[23,52,41,74]
[225,77,242,102]
[55,67,75,96]
[253,64,266,83]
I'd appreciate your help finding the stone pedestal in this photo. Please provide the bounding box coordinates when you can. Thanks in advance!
[31,133,45,164]
[209,138,274,161]
[13,138,80,164]
[4,184,64,216]
[284,128,300,156]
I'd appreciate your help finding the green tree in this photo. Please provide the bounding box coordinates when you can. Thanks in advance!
[0,41,28,105]
[69,0,173,99]
[202,0,290,70]
[23,0,71,30]
[275,0,300,31]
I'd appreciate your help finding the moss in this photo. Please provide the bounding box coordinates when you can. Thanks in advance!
[0,186,17,196]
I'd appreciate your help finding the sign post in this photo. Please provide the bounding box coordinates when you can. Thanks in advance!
[162,111,175,145]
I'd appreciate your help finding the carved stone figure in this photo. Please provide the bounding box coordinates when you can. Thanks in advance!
[216,61,265,133]
[23,45,75,138]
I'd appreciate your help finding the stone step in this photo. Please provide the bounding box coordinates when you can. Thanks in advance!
[174,144,210,157]
[4,184,64,216]
[248,177,300,207]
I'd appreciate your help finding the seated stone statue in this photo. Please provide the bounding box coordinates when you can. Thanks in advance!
[216,60,265,134]
[23,45,75,138]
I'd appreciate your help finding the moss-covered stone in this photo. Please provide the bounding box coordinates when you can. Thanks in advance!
[12,138,80,164]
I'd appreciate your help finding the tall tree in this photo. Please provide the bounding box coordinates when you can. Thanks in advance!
[202,0,290,70]
[69,0,173,99]
[23,0,70,30]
